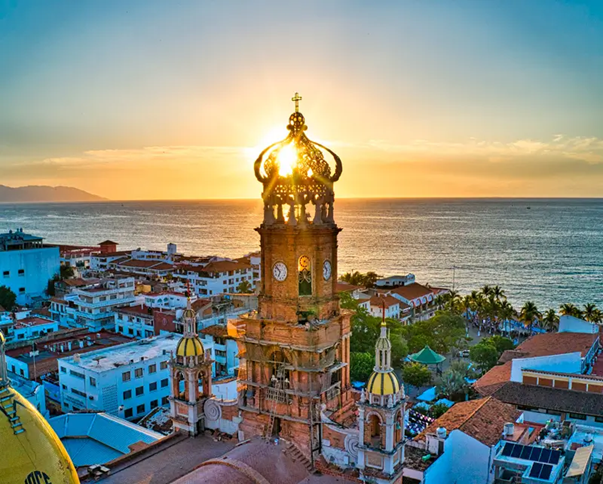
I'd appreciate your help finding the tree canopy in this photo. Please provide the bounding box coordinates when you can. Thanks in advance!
[469,342,499,372]
[402,362,432,389]
[399,311,469,355]
[0,286,16,311]
[350,352,374,383]
[340,271,382,288]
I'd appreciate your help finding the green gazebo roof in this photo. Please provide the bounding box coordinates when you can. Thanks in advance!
[409,345,446,365]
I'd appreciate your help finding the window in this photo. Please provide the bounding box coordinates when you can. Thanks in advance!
[160,361,168,370]
[60,367,66,373]
[595,416,603,423]
[162,396,169,405]
[18,269,25,276]
[123,390,132,400]
[160,378,168,388]
[135,368,143,378]
[89,377,96,387]
[148,364,157,374]
[19,287,25,294]
[136,404,145,414]
[117,326,123,333]
[298,256,312,296]
[122,371,131,382]
[570,413,587,420]
[19,369,24,376]
[2,270,9,277]
[150,400,158,409]
[135,386,144,396]
[71,388,86,397]
[61,384,67,390]
[124,408,133,418]
[149,382,157,392]
[69,370,85,379]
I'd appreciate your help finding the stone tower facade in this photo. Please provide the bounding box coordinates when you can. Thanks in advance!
[235,95,353,463]
[169,298,213,436]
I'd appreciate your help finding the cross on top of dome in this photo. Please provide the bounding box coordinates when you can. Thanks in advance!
[254,93,342,227]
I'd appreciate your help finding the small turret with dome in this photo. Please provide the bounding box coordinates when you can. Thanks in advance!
[1,331,80,483]
[366,316,403,401]
[356,298,407,481]
[175,292,204,360]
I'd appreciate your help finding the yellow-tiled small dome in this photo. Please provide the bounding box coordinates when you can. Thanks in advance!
[367,370,400,396]
[176,335,204,357]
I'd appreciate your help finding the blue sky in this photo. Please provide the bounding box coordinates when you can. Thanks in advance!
[1,0,602,199]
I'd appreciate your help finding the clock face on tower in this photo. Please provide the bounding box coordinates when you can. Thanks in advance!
[323,260,332,281]
[273,262,288,282]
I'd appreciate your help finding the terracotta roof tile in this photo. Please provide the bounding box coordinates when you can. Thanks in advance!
[474,362,513,396]
[417,396,520,447]
[390,283,434,300]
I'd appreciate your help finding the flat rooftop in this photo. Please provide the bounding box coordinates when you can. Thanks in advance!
[61,333,180,372]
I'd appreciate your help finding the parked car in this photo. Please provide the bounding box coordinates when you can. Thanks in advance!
[458,349,470,358]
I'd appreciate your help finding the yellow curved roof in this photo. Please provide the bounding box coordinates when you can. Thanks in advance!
[367,370,400,396]
[176,335,204,357]
[0,386,79,484]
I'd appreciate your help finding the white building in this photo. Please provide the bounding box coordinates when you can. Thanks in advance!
[367,295,411,322]
[10,316,59,342]
[8,371,48,417]
[144,291,190,310]
[114,305,155,339]
[72,277,136,331]
[58,334,180,420]
[49,296,78,327]
[175,259,254,296]
[375,274,416,288]
[0,229,60,305]
[57,332,226,421]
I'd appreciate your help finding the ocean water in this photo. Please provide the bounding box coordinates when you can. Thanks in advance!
[1,198,602,310]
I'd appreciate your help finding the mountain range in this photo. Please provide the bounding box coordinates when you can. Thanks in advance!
[0,185,107,203]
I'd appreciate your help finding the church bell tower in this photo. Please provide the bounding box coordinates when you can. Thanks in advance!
[236,94,353,463]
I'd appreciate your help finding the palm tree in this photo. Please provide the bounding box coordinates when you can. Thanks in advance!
[519,301,541,334]
[592,309,603,324]
[480,285,493,298]
[491,285,506,302]
[559,303,582,319]
[583,303,599,323]
[541,309,559,332]
[499,300,516,335]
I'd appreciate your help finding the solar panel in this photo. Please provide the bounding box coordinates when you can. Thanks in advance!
[539,448,551,464]
[511,444,523,458]
[529,463,543,478]
[529,447,543,462]
[502,443,514,457]
[539,464,553,480]
[520,446,533,460]
[549,450,561,465]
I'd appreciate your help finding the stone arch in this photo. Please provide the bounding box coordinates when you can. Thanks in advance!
[394,408,404,443]
[175,370,186,399]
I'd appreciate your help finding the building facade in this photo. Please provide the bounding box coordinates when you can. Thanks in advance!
[0,229,60,305]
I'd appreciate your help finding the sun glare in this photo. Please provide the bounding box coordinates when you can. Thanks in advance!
[278,144,297,176]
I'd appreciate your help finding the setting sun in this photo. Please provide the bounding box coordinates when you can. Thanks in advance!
[277,144,297,176]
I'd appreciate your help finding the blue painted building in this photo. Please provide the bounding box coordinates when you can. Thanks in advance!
[0,229,60,306]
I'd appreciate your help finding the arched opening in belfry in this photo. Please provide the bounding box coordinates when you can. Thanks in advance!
[175,371,186,400]
[298,255,312,296]
[366,413,383,448]
[394,409,403,443]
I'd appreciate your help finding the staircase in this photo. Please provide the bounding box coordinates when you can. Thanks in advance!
[285,441,316,474]
[0,386,25,435]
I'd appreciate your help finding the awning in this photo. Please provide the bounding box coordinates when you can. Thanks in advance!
[566,445,593,477]
[409,346,446,365]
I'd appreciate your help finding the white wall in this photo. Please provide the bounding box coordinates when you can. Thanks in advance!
[510,353,582,382]
[424,430,493,484]
[559,315,598,334]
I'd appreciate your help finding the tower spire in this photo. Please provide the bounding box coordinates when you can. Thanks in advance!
[375,296,392,371]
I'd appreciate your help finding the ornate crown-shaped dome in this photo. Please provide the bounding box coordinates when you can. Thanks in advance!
[254,93,342,227]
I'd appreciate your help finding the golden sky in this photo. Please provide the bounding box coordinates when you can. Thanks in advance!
[1,1,603,199]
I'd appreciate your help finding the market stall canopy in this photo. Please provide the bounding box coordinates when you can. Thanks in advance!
[409,345,446,365]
